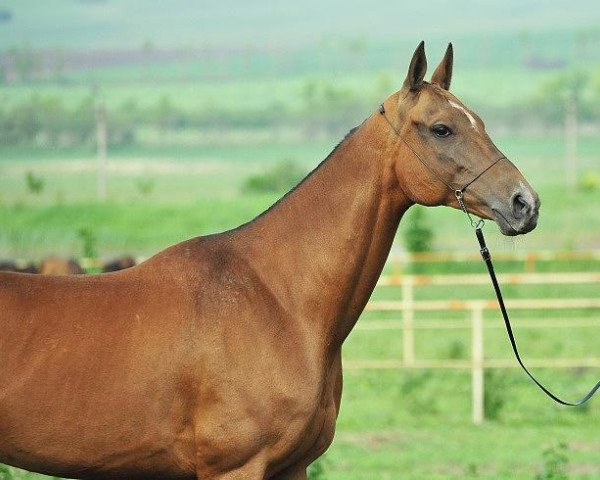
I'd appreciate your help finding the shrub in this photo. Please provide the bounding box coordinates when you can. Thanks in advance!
[136,176,156,197]
[483,369,510,420]
[25,171,44,195]
[403,205,433,253]
[447,340,467,360]
[77,227,98,259]
[399,370,438,415]
[307,458,327,480]
[578,171,600,192]
[536,441,569,480]
[243,159,306,194]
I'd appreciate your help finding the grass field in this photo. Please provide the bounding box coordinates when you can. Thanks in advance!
[1,133,600,259]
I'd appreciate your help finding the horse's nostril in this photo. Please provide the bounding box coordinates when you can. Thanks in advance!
[512,194,529,218]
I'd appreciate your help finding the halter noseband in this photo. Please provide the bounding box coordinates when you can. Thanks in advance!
[378,102,505,229]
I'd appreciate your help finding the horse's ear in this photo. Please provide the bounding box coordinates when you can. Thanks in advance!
[403,41,427,91]
[431,43,453,91]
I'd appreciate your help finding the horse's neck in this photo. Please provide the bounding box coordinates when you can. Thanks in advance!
[241,115,412,350]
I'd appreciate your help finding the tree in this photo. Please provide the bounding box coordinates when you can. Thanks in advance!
[533,71,590,189]
[403,206,433,253]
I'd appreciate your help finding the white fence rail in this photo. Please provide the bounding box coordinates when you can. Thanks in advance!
[348,272,600,424]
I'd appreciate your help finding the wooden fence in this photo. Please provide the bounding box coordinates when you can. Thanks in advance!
[389,250,600,272]
[346,272,600,424]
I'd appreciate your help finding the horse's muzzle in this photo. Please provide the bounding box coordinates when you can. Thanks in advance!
[493,184,540,236]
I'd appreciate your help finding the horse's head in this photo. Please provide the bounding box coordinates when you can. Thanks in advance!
[382,41,540,235]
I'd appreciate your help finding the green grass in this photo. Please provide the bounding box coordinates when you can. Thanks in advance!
[1,134,600,258]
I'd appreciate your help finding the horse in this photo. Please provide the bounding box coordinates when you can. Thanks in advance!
[102,256,137,273]
[0,261,37,274]
[0,42,539,479]
[38,256,85,275]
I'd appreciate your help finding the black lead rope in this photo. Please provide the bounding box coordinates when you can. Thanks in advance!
[475,226,600,406]
[378,102,600,406]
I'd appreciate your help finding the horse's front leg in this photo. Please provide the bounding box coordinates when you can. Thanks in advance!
[270,465,307,480]
[195,455,267,480]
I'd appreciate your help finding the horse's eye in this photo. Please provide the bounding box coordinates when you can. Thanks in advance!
[431,124,453,138]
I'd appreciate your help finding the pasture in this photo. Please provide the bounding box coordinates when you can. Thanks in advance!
[1,134,600,258]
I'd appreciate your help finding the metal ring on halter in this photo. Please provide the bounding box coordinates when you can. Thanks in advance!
[455,190,484,230]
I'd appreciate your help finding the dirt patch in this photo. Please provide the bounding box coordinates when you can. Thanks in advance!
[338,431,408,449]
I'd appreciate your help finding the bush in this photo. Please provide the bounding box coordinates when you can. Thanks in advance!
[25,171,44,195]
[135,176,156,197]
[243,159,306,194]
[399,370,439,415]
[536,441,570,480]
[483,369,510,420]
[578,171,600,192]
[307,458,327,480]
[447,340,467,360]
[403,205,434,253]
[77,227,98,259]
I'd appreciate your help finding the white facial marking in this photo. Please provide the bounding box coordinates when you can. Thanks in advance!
[448,99,478,130]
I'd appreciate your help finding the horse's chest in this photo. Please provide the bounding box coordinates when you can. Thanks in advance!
[264,385,338,473]
[194,357,341,476]
[263,361,342,471]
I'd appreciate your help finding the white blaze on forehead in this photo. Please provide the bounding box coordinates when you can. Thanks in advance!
[448,99,478,130]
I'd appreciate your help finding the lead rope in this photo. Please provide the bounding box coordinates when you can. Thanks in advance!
[379,103,600,406]
[475,226,600,406]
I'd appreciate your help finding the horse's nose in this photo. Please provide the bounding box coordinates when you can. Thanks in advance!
[511,184,540,231]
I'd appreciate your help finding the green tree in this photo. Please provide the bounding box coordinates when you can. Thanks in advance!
[77,227,98,259]
[25,171,44,195]
[403,206,433,253]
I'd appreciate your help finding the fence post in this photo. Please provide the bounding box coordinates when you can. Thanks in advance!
[471,303,484,425]
[402,277,415,367]
[95,100,108,201]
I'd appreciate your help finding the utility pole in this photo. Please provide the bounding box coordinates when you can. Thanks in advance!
[564,89,578,190]
[95,98,108,200]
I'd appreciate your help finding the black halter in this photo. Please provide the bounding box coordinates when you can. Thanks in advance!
[379,103,600,407]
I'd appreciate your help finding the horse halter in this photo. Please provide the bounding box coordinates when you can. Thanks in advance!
[379,103,600,407]
[378,103,505,226]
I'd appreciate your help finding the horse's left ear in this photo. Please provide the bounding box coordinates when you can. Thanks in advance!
[431,43,453,91]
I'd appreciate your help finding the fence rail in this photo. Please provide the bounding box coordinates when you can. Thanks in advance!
[389,250,600,272]
[354,271,600,424]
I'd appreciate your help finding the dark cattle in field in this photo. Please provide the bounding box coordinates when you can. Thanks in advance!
[102,256,136,273]
[17,263,38,274]
[39,256,85,275]
[0,261,18,272]
[0,260,37,273]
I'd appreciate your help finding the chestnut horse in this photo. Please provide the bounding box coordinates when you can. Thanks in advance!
[0,43,539,479]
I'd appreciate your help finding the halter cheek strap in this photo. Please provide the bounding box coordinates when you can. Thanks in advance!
[378,103,506,220]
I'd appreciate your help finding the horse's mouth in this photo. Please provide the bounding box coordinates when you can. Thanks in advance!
[492,207,538,236]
